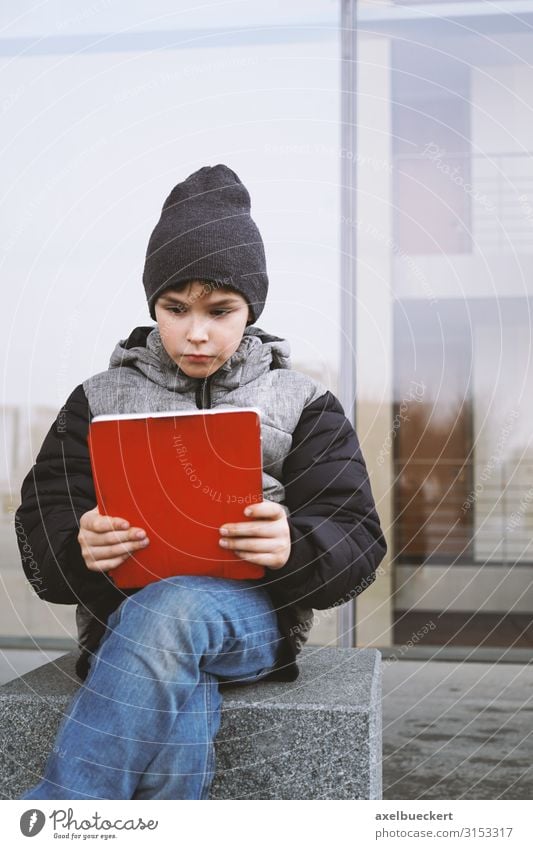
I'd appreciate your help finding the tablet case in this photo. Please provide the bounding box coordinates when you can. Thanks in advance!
[87,407,265,588]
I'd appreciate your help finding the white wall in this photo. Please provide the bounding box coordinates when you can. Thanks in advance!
[1,15,341,409]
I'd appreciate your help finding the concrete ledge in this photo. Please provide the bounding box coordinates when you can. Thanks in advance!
[0,646,382,800]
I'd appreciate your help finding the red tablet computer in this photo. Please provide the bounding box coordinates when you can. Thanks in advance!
[87,407,264,588]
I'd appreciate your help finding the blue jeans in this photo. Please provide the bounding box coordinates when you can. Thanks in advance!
[21,575,283,800]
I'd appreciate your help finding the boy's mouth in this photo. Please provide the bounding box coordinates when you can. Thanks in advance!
[183,355,214,363]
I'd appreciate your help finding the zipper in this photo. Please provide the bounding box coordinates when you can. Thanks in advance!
[195,375,212,409]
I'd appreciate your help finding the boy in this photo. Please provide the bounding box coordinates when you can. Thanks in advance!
[16,164,386,799]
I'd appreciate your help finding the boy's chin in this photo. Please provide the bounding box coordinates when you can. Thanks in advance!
[177,360,222,378]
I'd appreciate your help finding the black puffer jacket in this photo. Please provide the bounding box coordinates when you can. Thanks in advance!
[15,325,386,682]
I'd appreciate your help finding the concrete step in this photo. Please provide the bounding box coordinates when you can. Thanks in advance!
[0,646,381,800]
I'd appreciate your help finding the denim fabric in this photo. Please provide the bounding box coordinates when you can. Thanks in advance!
[21,575,283,800]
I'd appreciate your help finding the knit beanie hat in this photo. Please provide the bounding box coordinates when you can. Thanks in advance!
[142,164,269,324]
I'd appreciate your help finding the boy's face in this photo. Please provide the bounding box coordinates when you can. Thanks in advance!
[154,280,252,378]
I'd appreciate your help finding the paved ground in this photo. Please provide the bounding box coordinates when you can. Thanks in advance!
[2,651,532,799]
[0,649,65,686]
[382,659,533,800]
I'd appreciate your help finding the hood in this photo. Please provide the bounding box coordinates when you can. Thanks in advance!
[108,324,291,393]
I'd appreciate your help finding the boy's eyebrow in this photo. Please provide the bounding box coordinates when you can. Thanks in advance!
[160,293,241,305]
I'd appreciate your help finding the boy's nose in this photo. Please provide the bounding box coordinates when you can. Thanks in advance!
[186,318,209,342]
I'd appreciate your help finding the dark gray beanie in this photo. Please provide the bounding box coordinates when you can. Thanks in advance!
[143,164,268,324]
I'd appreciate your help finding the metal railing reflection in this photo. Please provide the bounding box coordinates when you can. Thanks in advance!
[394,458,533,564]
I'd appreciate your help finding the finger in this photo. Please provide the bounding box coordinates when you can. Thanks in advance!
[232,550,283,568]
[240,500,285,519]
[85,553,131,572]
[220,521,279,538]
[83,528,147,546]
[84,513,131,533]
[84,538,149,561]
[220,537,285,553]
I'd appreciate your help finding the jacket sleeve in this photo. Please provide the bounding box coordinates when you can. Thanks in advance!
[268,390,387,609]
[14,384,112,604]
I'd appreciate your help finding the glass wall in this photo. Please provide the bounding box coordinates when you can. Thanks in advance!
[354,0,533,651]
[7,0,533,653]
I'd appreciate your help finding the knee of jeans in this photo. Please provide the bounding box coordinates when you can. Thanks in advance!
[109,579,222,646]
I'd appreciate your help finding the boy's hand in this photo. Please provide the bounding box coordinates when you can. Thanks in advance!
[219,500,291,570]
[78,506,150,572]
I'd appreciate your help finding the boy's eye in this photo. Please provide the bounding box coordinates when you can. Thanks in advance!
[166,307,231,317]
